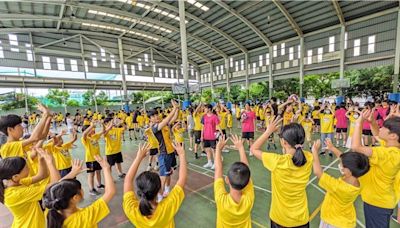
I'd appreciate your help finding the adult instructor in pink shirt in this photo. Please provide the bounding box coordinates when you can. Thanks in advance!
[241,102,256,156]
[202,104,222,169]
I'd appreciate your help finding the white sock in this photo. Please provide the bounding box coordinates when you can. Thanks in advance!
[164,186,170,193]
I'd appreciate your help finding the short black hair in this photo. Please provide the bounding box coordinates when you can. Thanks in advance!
[383,117,400,143]
[0,115,22,136]
[227,162,251,190]
[147,109,158,117]
[340,152,370,178]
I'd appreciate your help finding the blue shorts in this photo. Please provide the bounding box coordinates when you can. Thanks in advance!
[158,153,176,177]
[59,167,72,178]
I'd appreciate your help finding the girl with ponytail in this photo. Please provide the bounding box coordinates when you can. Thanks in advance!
[43,156,115,228]
[0,148,59,228]
[251,117,313,228]
[123,142,187,228]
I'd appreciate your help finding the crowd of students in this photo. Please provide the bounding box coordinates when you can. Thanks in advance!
[0,95,399,228]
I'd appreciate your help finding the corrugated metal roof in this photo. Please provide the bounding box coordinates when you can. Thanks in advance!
[0,0,398,65]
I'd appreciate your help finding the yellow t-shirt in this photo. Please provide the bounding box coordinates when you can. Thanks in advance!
[359,146,400,209]
[63,198,110,228]
[227,114,233,128]
[218,112,227,130]
[194,113,203,131]
[83,120,90,126]
[262,151,313,227]
[264,115,273,128]
[123,185,185,228]
[173,128,185,143]
[319,173,360,228]
[235,107,241,118]
[45,142,74,170]
[259,109,265,121]
[4,180,47,228]
[87,110,93,116]
[214,178,254,228]
[312,110,320,119]
[283,112,293,126]
[320,114,334,133]
[348,116,357,136]
[104,127,124,155]
[137,115,145,127]
[125,116,134,129]
[301,121,313,136]
[144,127,159,149]
[81,133,102,162]
[144,115,150,125]
[0,141,25,158]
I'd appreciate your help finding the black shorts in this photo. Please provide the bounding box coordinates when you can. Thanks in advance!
[86,161,102,173]
[242,132,254,140]
[362,129,372,136]
[129,128,135,131]
[313,119,320,126]
[221,129,226,137]
[150,148,159,156]
[257,116,261,120]
[271,220,309,228]
[236,117,241,121]
[59,167,72,178]
[106,152,123,166]
[194,130,202,144]
[203,140,216,149]
[336,128,347,133]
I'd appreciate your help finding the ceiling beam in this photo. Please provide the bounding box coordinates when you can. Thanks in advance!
[0,14,211,63]
[119,4,154,38]
[213,0,272,47]
[272,0,303,37]
[332,0,345,25]
[152,1,247,53]
[0,28,200,66]
[56,3,66,30]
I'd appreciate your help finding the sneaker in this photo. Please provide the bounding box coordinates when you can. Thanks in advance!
[273,144,277,150]
[146,165,152,171]
[89,189,100,196]
[267,144,271,150]
[200,151,207,157]
[222,149,229,153]
[328,153,333,157]
[189,148,193,151]
[320,151,326,155]
[211,164,215,170]
[203,162,212,168]
[249,152,254,156]
[97,184,105,189]
[391,215,399,224]
[154,165,159,171]
[195,153,199,159]
[118,173,126,179]
[336,143,340,147]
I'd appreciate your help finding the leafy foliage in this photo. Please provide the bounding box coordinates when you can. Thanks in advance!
[45,89,69,106]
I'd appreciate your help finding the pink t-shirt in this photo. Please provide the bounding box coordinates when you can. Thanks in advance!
[377,107,388,127]
[241,111,256,133]
[335,108,347,128]
[202,114,220,140]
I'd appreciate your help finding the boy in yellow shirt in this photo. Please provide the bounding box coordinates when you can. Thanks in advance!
[227,110,233,135]
[144,120,160,171]
[44,130,77,177]
[312,139,370,228]
[172,122,185,146]
[214,135,254,228]
[319,104,335,156]
[125,112,135,141]
[81,122,111,195]
[351,110,400,228]
[103,118,126,178]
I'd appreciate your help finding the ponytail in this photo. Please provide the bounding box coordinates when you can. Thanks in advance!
[292,147,307,167]
[43,179,81,228]
[280,123,307,167]
[0,157,27,203]
[135,171,161,216]
[139,194,153,216]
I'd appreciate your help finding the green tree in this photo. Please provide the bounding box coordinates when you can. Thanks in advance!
[96,91,109,105]
[66,99,80,107]
[46,89,69,107]
[249,82,268,100]
[0,93,39,111]
[82,90,95,106]
[303,72,339,98]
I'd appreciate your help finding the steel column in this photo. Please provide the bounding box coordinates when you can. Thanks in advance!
[178,0,189,101]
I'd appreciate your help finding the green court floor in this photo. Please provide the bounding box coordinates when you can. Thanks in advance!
[65,122,398,228]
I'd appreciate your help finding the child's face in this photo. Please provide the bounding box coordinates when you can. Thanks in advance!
[9,124,23,139]
[378,126,398,142]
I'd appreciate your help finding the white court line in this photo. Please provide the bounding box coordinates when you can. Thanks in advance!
[310,183,326,195]
[189,162,272,193]
[321,165,340,171]
[307,158,339,185]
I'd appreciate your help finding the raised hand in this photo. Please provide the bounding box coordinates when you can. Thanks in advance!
[70,159,87,175]
[172,142,185,156]
[171,99,180,108]
[94,155,110,169]
[136,143,151,160]
[230,134,244,150]
[360,109,373,122]
[35,147,54,165]
[312,140,321,155]
[216,135,229,151]
[266,116,282,133]
[37,103,50,115]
